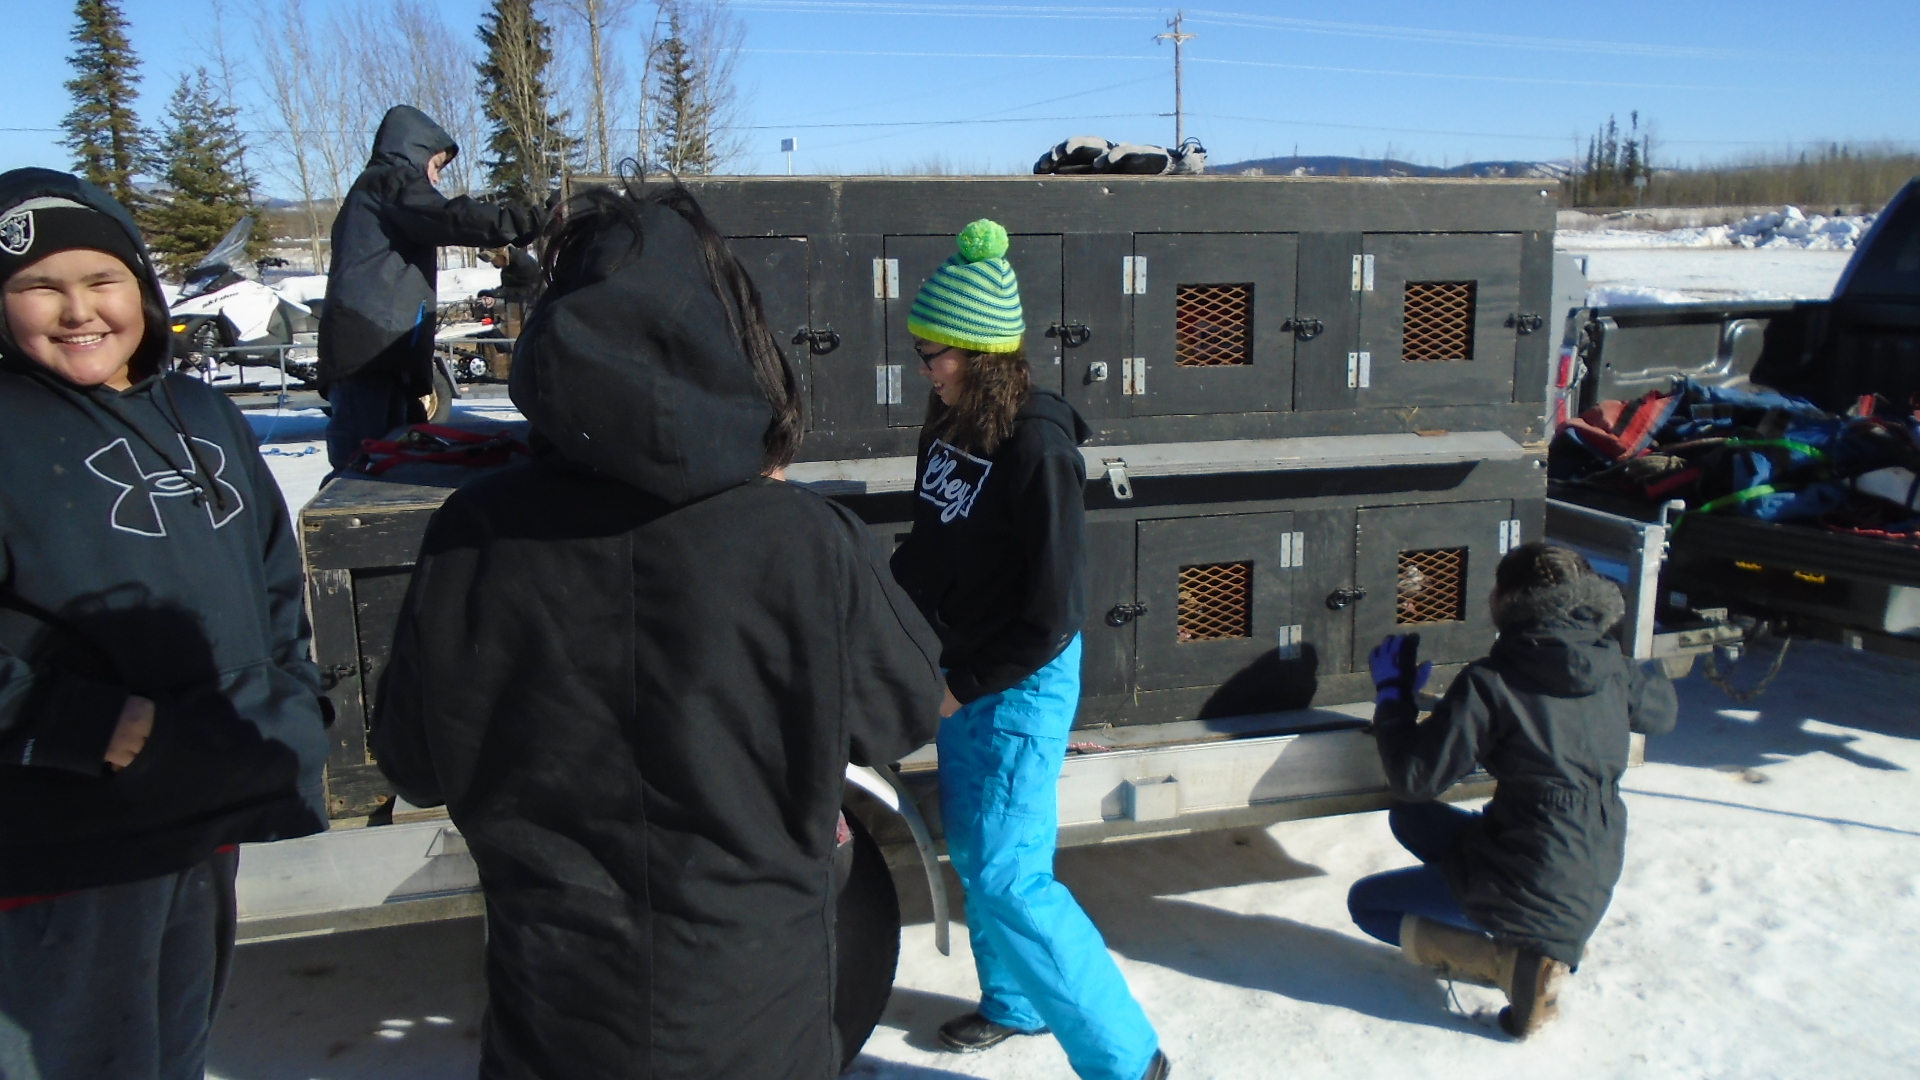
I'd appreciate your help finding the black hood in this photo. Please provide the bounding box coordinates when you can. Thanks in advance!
[369,106,457,171]
[509,199,772,504]
[1016,389,1092,445]
[0,168,170,380]
[1489,575,1628,696]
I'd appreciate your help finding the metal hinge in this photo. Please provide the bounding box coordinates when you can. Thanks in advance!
[1103,458,1134,500]
[1280,530,1306,568]
[1351,253,1375,292]
[873,258,900,298]
[1122,255,1148,295]
[875,364,902,404]
[1498,518,1523,554]
[1347,351,1371,389]
[1121,357,1148,395]
[1276,624,1304,660]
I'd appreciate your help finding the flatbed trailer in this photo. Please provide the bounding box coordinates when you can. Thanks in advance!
[246,173,1689,1052]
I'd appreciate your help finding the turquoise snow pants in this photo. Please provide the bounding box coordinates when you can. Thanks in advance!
[937,636,1160,1080]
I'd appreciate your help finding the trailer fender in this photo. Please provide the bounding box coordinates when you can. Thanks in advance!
[844,763,950,956]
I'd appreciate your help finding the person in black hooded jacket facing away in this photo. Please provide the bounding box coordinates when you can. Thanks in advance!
[0,168,330,1080]
[318,104,540,470]
[370,181,946,1080]
[1350,542,1678,1039]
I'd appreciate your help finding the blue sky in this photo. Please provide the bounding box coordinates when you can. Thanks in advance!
[7,0,1916,193]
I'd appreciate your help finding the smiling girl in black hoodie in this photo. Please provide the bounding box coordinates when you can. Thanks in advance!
[889,220,1167,1080]
[0,169,330,1080]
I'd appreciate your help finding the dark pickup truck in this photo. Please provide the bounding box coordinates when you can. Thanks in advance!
[1545,177,1920,671]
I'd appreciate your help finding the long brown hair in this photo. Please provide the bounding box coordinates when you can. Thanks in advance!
[924,347,1031,457]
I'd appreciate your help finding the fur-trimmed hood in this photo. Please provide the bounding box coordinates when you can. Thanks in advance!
[1489,575,1629,696]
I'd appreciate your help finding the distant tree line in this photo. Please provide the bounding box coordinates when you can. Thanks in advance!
[1562,110,1917,211]
[56,0,747,277]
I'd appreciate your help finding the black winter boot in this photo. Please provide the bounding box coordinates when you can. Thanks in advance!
[936,1012,1047,1053]
[1139,1049,1173,1079]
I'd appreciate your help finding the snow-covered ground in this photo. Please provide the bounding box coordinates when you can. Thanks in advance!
[216,242,1919,1080]
[207,640,1920,1080]
[1557,205,1866,306]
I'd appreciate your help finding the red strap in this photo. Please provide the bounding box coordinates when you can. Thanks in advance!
[0,893,72,913]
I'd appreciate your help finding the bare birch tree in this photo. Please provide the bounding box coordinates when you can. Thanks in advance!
[556,0,637,175]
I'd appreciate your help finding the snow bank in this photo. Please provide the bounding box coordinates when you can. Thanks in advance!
[438,266,502,303]
[1561,205,1876,252]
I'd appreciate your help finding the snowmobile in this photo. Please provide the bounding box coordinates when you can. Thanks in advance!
[168,216,321,388]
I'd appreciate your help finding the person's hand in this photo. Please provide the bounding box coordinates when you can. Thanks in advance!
[508,204,544,247]
[104,696,154,771]
[938,685,962,718]
[1368,633,1431,704]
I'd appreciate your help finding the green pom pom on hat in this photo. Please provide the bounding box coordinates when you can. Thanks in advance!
[956,218,1009,262]
[908,218,1025,354]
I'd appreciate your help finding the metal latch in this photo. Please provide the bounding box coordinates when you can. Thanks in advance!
[1326,586,1368,611]
[1507,312,1544,334]
[1103,458,1134,500]
[1047,322,1092,348]
[791,327,841,355]
[1282,317,1325,341]
[1106,602,1148,626]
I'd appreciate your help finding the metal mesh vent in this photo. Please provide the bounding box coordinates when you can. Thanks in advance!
[1402,281,1476,362]
[1177,562,1253,640]
[1397,548,1468,624]
[1175,284,1254,367]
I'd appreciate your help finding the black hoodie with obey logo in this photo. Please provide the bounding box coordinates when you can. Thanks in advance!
[0,169,329,896]
[891,390,1094,703]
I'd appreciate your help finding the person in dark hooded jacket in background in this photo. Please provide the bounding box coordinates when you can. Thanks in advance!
[370,181,946,1080]
[0,168,330,1080]
[318,104,541,470]
[1350,542,1678,1039]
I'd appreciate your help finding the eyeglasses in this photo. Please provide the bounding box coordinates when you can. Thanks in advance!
[914,344,955,369]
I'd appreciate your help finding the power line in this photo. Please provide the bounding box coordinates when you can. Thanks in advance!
[735,47,1748,92]
[729,0,1802,62]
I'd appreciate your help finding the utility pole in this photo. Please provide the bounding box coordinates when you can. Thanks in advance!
[1155,10,1196,147]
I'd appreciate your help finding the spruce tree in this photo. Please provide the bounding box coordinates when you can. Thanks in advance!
[648,8,713,176]
[476,0,573,202]
[61,0,147,206]
[143,68,258,278]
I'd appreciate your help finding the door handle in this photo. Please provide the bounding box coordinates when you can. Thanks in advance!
[1325,586,1368,611]
[1106,602,1149,627]
[1282,317,1325,341]
[1506,313,1544,335]
[792,327,842,355]
[1047,322,1093,348]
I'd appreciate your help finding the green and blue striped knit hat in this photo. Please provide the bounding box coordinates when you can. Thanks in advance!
[907,219,1025,354]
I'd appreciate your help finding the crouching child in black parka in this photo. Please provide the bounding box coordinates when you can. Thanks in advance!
[0,169,331,1080]
[1349,542,1678,1038]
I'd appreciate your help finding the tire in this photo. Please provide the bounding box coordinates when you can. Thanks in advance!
[833,811,901,1069]
[420,364,456,424]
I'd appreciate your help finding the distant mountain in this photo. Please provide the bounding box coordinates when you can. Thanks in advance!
[1212,155,1571,180]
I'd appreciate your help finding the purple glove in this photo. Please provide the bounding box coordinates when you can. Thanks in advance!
[1369,633,1432,704]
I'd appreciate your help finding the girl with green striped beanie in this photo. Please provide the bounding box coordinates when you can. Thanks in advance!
[892,220,1170,1080]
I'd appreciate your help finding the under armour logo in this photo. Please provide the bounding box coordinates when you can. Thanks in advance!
[84,436,245,537]
[0,209,30,256]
